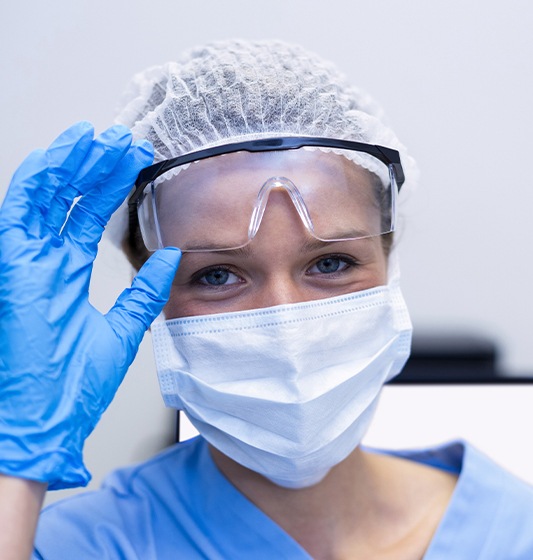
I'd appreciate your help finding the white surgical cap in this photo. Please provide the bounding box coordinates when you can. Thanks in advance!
[107,39,417,248]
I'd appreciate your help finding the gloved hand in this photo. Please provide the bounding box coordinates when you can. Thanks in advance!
[0,122,181,490]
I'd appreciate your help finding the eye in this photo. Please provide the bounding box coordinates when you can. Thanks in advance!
[307,255,355,275]
[197,266,242,286]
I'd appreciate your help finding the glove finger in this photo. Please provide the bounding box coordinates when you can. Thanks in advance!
[35,122,95,210]
[63,140,154,258]
[105,248,181,361]
[45,125,133,234]
[72,125,134,194]
[0,150,49,234]
[0,122,93,234]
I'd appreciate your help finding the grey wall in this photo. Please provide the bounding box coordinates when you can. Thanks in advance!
[1,0,532,502]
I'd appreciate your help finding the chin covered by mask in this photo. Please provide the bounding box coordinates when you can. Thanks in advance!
[151,255,412,489]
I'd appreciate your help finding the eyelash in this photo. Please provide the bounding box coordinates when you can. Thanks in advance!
[192,265,239,287]
[306,254,358,276]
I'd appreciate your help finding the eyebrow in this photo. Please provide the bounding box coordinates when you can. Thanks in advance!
[183,244,255,256]
[298,233,371,253]
[183,229,371,256]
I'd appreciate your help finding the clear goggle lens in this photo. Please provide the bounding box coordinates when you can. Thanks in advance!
[135,145,399,253]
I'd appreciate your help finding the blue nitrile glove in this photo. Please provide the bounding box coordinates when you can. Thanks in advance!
[0,122,181,490]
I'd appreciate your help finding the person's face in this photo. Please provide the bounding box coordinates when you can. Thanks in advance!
[163,151,389,319]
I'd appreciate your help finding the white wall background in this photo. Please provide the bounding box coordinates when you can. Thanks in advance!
[1,0,532,503]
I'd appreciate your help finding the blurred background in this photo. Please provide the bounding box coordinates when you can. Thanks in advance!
[1,0,532,503]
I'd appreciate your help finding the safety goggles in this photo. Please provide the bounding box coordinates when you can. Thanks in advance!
[128,137,405,253]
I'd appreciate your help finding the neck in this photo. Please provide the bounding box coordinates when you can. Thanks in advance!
[209,445,456,560]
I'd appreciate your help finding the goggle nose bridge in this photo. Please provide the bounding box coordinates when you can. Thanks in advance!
[248,177,315,239]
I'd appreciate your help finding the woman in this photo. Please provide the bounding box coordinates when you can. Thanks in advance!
[1,40,533,559]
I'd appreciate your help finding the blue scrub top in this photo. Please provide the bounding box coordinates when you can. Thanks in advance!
[34,436,533,559]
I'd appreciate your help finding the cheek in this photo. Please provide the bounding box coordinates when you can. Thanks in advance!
[352,266,387,294]
[164,287,237,320]
[380,255,389,284]
[163,288,195,320]
[380,258,389,285]
[358,240,388,287]
[360,250,388,290]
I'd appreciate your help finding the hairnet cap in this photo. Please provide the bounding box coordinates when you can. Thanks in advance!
[106,39,417,248]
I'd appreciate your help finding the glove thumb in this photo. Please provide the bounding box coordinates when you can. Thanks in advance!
[105,248,182,361]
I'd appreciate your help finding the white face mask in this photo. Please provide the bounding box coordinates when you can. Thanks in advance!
[151,277,412,489]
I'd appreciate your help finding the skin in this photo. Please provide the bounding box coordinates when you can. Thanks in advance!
[162,156,457,559]
[0,475,46,560]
